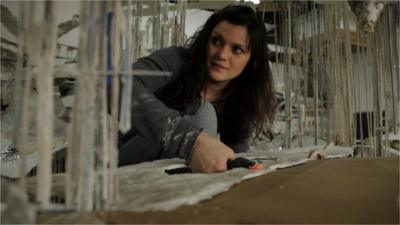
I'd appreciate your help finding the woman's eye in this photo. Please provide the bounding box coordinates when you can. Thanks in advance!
[233,46,244,54]
[211,36,222,46]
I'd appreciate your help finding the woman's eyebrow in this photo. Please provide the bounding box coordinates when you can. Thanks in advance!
[212,31,248,50]
[211,31,223,39]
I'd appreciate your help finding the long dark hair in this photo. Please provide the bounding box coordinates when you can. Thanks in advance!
[157,5,276,145]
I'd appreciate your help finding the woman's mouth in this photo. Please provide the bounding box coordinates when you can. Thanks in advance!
[211,61,227,70]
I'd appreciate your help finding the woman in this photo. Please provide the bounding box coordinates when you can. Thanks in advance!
[118,5,276,173]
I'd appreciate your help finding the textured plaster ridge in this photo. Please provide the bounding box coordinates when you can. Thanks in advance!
[115,146,353,212]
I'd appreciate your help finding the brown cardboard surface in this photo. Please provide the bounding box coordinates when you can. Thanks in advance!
[38,158,399,224]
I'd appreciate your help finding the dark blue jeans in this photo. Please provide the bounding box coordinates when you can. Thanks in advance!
[118,100,218,166]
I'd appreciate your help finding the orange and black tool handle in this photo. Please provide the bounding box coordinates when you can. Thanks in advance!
[227,157,263,171]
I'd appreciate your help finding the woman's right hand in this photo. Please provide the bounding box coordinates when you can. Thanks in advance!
[190,131,235,173]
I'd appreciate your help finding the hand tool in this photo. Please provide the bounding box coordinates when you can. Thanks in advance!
[165,157,263,175]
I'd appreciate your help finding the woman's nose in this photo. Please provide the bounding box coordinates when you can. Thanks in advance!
[216,46,230,60]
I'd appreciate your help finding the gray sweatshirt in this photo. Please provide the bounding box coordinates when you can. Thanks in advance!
[128,46,248,162]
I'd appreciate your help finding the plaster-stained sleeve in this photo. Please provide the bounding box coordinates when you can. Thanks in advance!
[128,46,202,161]
[130,80,202,161]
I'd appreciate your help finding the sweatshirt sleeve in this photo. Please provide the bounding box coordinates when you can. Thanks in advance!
[129,47,202,161]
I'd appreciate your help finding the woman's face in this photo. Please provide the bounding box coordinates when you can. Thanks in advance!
[206,20,251,86]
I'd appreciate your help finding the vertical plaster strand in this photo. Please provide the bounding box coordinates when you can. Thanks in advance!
[393,5,400,133]
[295,3,304,147]
[379,13,391,156]
[36,1,58,207]
[318,5,324,142]
[326,3,336,143]
[331,4,340,144]
[334,3,342,144]
[381,11,391,156]
[387,6,397,135]
[94,2,108,210]
[378,28,386,157]
[66,2,96,209]
[12,6,24,158]
[262,2,266,21]
[386,5,398,152]
[164,0,170,48]
[135,1,143,59]
[355,31,364,154]
[81,2,96,210]
[297,3,304,147]
[65,86,78,208]
[71,1,98,210]
[65,70,76,206]
[317,6,323,142]
[340,2,349,145]
[160,0,167,48]
[298,3,306,147]
[152,1,161,50]
[324,4,331,143]
[365,35,375,154]
[174,0,186,46]
[109,0,124,207]
[173,1,179,46]
[302,6,309,140]
[321,5,333,143]
[119,0,132,134]
[171,1,176,46]
[311,2,318,146]
[108,2,118,202]
[277,4,282,86]
[343,4,354,146]
[293,4,304,146]
[16,3,29,192]
[325,5,330,142]
[284,1,292,149]
[373,32,382,157]
[317,6,324,142]
[333,3,340,144]
[350,13,357,147]
[65,1,87,207]
[138,2,144,56]
[77,1,92,210]
[180,0,187,45]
